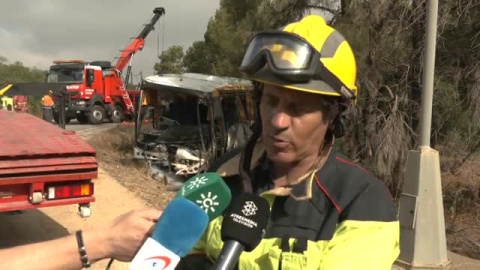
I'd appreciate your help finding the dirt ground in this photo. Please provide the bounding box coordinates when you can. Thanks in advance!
[0,169,149,270]
[442,160,480,260]
[85,124,175,209]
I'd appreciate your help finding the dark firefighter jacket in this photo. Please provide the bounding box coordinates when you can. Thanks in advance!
[181,140,400,270]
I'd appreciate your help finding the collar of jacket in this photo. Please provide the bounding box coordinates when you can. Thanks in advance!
[216,136,335,200]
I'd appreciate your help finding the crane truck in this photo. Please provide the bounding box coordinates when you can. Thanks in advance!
[48,7,165,124]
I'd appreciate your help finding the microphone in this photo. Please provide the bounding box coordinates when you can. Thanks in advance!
[176,172,232,221]
[130,198,209,270]
[211,193,270,270]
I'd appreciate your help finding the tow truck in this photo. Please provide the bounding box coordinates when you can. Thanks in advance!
[48,7,165,124]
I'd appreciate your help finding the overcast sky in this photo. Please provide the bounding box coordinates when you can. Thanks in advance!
[0,0,219,84]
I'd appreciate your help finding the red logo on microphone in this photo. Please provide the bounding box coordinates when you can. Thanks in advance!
[144,256,171,269]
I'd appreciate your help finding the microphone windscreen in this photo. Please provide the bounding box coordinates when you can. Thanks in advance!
[176,172,232,221]
[152,197,209,257]
[221,193,270,251]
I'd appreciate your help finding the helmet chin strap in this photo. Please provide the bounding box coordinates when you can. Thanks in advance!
[238,122,262,194]
[332,104,347,138]
[333,114,347,138]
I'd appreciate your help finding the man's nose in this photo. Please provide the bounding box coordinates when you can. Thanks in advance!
[270,109,290,130]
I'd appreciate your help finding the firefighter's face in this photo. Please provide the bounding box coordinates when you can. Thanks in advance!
[260,84,331,165]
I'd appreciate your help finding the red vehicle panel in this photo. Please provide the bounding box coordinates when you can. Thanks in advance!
[0,110,97,215]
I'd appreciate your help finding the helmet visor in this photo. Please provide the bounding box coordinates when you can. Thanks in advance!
[240,31,319,77]
[240,31,356,100]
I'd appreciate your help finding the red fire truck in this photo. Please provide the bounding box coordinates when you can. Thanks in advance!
[13,95,28,113]
[0,110,97,217]
[49,7,165,124]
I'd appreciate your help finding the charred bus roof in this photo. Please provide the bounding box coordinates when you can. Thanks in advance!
[142,73,253,98]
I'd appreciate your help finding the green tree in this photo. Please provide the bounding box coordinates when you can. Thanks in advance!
[182,41,211,74]
[0,59,46,83]
[0,57,47,117]
[153,46,185,74]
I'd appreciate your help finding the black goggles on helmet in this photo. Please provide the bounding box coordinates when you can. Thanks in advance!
[240,31,355,99]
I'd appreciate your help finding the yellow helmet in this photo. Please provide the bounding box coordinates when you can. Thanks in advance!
[240,15,357,101]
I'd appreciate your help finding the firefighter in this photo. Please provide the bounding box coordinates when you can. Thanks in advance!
[41,90,54,122]
[179,15,400,269]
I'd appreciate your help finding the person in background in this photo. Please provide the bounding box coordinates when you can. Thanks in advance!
[42,90,55,122]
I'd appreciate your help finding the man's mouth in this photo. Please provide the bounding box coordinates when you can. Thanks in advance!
[271,136,290,148]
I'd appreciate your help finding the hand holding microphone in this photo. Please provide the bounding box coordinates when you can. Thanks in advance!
[130,173,233,270]
[105,209,163,262]
[212,193,270,270]
[129,198,208,270]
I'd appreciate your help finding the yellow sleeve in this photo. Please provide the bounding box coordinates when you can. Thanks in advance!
[190,229,208,254]
[319,220,400,270]
[190,216,223,255]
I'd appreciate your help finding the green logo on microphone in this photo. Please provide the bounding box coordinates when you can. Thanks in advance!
[196,192,220,213]
[187,175,208,189]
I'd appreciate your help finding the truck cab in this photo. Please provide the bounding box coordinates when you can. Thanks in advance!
[48,60,127,125]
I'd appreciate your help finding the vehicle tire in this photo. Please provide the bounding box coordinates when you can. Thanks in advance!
[88,105,105,125]
[76,114,89,124]
[109,105,124,123]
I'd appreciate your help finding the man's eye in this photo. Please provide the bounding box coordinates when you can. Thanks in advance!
[288,105,303,115]
[264,96,278,106]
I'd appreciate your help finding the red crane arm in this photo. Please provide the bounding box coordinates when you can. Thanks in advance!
[113,7,165,72]
[113,39,146,72]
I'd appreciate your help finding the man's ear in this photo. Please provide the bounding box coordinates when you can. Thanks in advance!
[332,114,346,138]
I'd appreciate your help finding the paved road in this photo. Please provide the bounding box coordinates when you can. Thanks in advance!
[49,119,119,139]
[64,119,118,133]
